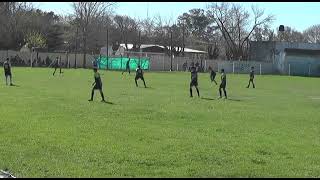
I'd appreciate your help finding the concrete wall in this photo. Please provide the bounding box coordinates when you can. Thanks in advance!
[249,41,276,62]
[0,50,97,68]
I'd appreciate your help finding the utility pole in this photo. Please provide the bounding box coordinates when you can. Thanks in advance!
[182,22,185,57]
[139,30,141,66]
[106,27,109,70]
[170,27,173,71]
[74,26,78,69]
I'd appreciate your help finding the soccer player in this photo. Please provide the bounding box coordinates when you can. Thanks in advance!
[135,65,147,88]
[53,56,63,76]
[122,56,131,75]
[189,63,200,97]
[219,69,227,99]
[208,66,218,85]
[247,66,255,88]
[88,68,106,102]
[3,58,13,86]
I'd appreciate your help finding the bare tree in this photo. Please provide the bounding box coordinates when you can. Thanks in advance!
[113,15,140,51]
[303,24,320,43]
[207,2,275,60]
[276,26,305,43]
[251,24,275,42]
[72,2,116,68]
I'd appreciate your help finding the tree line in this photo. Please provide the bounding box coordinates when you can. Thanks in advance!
[1,2,320,67]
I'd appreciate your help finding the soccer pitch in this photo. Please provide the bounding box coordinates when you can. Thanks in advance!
[0,67,319,177]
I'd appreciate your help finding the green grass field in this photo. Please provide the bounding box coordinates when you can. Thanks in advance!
[0,67,319,177]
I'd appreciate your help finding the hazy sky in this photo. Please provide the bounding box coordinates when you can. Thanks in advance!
[33,2,320,32]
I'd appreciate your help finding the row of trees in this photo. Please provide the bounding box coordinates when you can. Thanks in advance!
[1,2,320,67]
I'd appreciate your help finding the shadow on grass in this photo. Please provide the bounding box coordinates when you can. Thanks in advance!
[137,86,153,89]
[103,101,115,105]
[201,97,215,101]
[227,98,241,102]
[9,84,20,87]
[89,100,115,105]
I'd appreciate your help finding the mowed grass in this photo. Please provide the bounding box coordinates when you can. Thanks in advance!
[0,67,320,177]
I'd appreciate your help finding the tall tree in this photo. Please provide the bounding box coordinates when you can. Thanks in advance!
[72,2,115,68]
[178,8,219,59]
[207,2,275,60]
[46,23,65,51]
[113,15,140,51]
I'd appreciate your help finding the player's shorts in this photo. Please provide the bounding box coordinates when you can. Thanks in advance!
[4,71,11,76]
[135,75,144,80]
[190,78,198,87]
[220,82,226,88]
[93,83,102,90]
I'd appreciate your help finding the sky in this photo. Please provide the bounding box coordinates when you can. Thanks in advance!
[33,2,320,32]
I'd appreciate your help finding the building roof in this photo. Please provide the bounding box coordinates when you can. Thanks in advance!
[119,43,207,54]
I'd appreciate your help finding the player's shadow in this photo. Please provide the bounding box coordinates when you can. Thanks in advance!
[201,97,215,101]
[89,100,115,105]
[9,84,20,87]
[227,98,241,102]
[137,86,153,89]
[102,101,115,105]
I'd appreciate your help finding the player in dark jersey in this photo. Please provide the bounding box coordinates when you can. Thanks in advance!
[135,65,146,88]
[247,66,255,88]
[122,56,131,75]
[88,68,106,102]
[3,58,13,86]
[189,63,200,97]
[219,69,227,99]
[53,56,63,76]
[208,66,218,85]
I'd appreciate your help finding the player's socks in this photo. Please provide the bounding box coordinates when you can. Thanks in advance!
[190,88,193,97]
[90,90,94,100]
[100,91,105,101]
[196,88,200,97]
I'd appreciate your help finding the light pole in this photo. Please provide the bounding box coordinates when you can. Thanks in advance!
[182,20,185,57]
[106,27,109,70]
[139,30,141,66]
[170,26,173,71]
[74,26,78,69]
